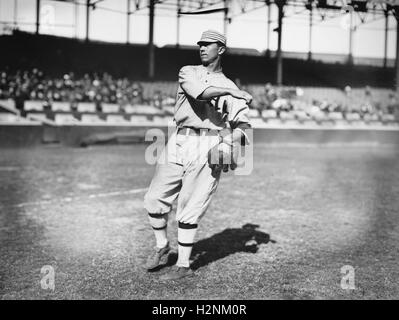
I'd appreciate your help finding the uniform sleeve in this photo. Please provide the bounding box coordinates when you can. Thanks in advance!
[220,79,251,145]
[225,95,251,145]
[231,103,252,145]
[178,66,210,100]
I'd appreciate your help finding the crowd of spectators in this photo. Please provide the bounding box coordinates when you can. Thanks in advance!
[0,68,398,122]
[0,68,175,112]
[245,82,399,121]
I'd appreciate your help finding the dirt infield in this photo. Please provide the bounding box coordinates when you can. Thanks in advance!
[0,143,398,299]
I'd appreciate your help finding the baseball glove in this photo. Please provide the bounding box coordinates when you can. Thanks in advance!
[207,140,240,177]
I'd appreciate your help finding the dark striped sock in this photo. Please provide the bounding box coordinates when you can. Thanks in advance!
[148,212,168,248]
[177,221,198,267]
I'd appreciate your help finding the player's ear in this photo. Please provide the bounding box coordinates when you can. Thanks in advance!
[218,44,226,56]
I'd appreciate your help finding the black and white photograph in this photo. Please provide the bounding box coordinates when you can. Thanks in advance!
[0,0,398,304]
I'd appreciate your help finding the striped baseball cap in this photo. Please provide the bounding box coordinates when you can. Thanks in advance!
[197,30,226,46]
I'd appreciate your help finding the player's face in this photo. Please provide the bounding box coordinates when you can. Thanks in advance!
[199,42,224,66]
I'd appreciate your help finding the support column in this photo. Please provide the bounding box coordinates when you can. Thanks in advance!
[127,0,131,44]
[176,0,181,48]
[308,3,313,61]
[74,0,78,39]
[224,0,229,36]
[276,0,285,86]
[396,13,399,92]
[384,10,389,68]
[36,0,40,35]
[266,0,271,57]
[348,10,354,65]
[85,0,90,42]
[14,0,18,29]
[148,0,155,79]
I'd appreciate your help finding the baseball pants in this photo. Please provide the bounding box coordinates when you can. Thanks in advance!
[144,128,221,224]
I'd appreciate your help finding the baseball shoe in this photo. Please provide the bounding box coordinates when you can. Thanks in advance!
[145,242,170,271]
[159,265,194,281]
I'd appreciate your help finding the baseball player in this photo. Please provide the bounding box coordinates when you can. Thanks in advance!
[143,30,252,281]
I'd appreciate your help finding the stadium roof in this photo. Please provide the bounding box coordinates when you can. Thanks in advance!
[35,0,399,89]
[51,1,396,16]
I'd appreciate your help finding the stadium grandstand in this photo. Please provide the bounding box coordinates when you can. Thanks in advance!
[0,0,398,146]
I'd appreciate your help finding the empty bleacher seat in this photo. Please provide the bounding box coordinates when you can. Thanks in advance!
[102,103,120,113]
[80,114,103,123]
[294,110,311,121]
[312,112,328,122]
[123,105,136,113]
[126,104,161,115]
[24,100,44,111]
[0,99,16,110]
[345,113,361,121]
[248,109,260,118]
[248,117,264,127]
[162,106,174,115]
[279,111,296,120]
[328,112,344,121]
[363,113,380,122]
[137,105,162,115]
[77,102,96,113]
[262,109,277,119]
[106,115,127,123]
[130,115,150,123]
[0,112,19,123]
[55,114,79,124]
[52,101,71,112]
[381,114,396,122]
[26,113,49,122]
[152,115,173,124]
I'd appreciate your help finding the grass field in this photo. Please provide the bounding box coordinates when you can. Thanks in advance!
[1,143,398,300]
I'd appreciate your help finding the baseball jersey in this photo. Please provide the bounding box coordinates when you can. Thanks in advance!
[175,65,251,135]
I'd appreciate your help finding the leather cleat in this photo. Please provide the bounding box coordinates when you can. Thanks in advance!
[145,242,170,271]
[159,265,194,281]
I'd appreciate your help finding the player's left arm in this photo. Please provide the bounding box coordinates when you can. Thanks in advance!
[228,102,252,146]
[221,87,252,146]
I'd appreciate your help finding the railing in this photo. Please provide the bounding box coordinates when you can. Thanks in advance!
[1,99,398,128]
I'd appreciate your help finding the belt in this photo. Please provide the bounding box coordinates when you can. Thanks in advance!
[177,127,219,136]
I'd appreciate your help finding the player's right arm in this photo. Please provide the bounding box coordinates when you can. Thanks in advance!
[178,66,252,104]
[199,87,252,104]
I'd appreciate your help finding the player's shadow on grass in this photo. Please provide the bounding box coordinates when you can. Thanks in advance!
[167,223,276,271]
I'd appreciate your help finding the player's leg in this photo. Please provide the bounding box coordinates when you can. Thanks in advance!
[143,130,184,270]
[160,149,221,280]
[144,161,183,270]
[144,161,183,244]
[176,161,220,267]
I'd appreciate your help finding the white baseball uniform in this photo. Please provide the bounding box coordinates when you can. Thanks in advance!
[144,64,251,225]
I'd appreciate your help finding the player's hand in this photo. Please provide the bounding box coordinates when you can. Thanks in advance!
[208,142,228,176]
[229,89,253,105]
[208,141,240,177]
